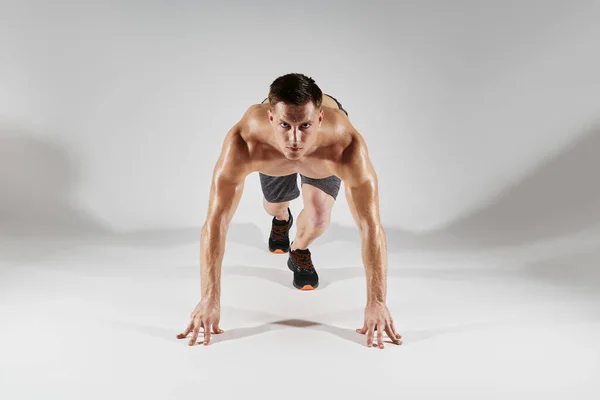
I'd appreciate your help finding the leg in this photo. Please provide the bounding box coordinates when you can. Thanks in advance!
[286,175,341,290]
[292,185,334,250]
[259,172,299,253]
[263,198,290,221]
[259,172,300,206]
[291,176,340,251]
[259,172,299,220]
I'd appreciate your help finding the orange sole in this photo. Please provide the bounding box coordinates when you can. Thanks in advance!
[271,249,286,254]
[300,285,315,291]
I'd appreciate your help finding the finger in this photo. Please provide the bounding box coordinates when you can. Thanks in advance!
[385,323,401,345]
[356,323,367,335]
[366,322,375,347]
[390,320,402,340]
[203,319,212,345]
[212,321,224,334]
[377,321,385,349]
[188,323,200,346]
[177,320,194,339]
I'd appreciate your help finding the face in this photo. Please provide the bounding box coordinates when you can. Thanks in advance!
[268,101,324,160]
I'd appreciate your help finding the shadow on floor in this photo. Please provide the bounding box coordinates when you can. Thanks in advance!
[223,264,522,290]
[112,313,492,348]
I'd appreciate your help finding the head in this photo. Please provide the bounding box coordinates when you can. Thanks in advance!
[267,73,324,160]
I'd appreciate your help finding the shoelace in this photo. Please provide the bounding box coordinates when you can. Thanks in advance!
[271,223,288,241]
[292,251,314,272]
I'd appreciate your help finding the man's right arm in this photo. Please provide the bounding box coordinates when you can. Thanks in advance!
[178,121,251,346]
[200,123,251,302]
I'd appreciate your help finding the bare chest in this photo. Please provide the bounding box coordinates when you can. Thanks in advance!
[250,145,341,179]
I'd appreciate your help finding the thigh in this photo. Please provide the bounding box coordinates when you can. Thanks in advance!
[300,175,341,202]
[300,175,340,217]
[259,172,300,203]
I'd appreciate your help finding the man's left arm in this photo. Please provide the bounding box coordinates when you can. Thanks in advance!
[340,133,402,349]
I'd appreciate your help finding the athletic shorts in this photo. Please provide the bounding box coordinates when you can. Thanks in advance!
[260,173,342,203]
[258,93,348,203]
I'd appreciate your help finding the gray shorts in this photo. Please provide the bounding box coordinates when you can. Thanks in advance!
[259,173,342,203]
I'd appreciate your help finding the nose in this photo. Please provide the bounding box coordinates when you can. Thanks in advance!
[288,129,301,144]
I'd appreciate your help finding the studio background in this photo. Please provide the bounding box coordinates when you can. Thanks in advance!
[2,0,599,239]
[1,1,599,399]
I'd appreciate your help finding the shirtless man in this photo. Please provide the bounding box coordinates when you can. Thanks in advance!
[177,73,402,349]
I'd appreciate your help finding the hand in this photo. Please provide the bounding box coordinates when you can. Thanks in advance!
[356,302,402,348]
[177,299,223,346]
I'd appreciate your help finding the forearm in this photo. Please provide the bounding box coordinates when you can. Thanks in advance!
[199,220,228,302]
[360,224,387,304]
[199,176,244,302]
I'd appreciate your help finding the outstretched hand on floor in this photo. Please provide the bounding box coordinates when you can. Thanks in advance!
[356,302,402,348]
[177,299,223,346]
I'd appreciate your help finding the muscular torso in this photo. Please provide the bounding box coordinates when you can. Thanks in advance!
[237,94,355,179]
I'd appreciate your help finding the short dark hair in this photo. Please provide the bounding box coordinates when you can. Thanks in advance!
[268,73,323,110]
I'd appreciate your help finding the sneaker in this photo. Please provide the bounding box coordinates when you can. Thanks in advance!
[287,245,319,290]
[268,208,293,254]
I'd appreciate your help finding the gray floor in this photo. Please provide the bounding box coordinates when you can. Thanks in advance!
[1,221,599,399]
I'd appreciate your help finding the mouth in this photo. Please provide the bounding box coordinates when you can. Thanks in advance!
[287,147,302,152]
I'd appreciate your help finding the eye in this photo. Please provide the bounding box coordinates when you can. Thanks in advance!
[280,122,289,128]
[301,123,310,129]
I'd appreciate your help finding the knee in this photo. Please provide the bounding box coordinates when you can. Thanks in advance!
[308,208,331,229]
[302,188,334,229]
[263,197,288,213]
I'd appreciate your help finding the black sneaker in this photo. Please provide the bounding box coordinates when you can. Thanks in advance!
[287,246,319,290]
[268,208,293,254]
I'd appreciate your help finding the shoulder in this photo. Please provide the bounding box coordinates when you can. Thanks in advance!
[215,106,261,180]
[338,116,370,167]
[341,131,368,163]
[336,123,376,185]
[231,103,269,143]
[223,103,266,148]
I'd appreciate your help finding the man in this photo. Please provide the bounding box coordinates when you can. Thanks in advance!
[177,73,402,349]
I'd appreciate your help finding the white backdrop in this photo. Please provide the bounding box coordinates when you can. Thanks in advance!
[1,0,599,240]
[2,3,600,398]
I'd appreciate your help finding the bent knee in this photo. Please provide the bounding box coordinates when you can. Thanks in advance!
[308,208,331,228]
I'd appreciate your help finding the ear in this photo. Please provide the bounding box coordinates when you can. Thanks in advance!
[318,109,324,124]
[267,109,274,122]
